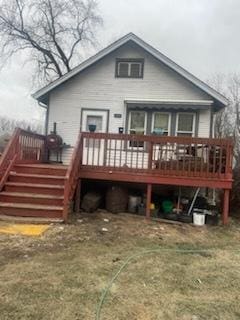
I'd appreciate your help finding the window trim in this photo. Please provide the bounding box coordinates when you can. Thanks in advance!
[115,58,144,78]
[151,112,171,136]
[175,112,196,137]
[80,108,109,133]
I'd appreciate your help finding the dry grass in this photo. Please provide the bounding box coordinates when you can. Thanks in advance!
[0,212,240,320]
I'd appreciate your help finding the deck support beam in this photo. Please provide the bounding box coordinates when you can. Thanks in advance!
[74,179,81,213]
[222,189,230,225]
[146,184,152,219]
[79,168,232,189]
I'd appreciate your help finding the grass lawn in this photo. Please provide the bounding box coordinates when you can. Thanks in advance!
[0,212,240,320]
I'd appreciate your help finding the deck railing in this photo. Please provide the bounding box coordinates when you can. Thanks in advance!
[18,129,46,163]
[81,132,233,180]
[63,132,83,221]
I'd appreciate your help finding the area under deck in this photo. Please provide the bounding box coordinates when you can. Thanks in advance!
[78,132,233,223]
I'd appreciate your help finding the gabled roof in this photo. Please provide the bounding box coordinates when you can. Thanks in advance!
[32,33,228,108]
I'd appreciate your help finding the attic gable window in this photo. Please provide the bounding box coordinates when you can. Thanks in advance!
[116,59,144,78]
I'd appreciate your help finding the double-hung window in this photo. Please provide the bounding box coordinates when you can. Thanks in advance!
[116,59,144,78]
[176,113,195,137]
[152,112,171,136]
[128,111,146,147]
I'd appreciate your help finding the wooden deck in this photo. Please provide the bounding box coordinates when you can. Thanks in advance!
[79,132,233,189]
[0,129,234,224]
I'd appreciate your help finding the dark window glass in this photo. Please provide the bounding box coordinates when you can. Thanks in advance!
[178,114,194,132]
[130,63,141,77]
[118,63,129,77]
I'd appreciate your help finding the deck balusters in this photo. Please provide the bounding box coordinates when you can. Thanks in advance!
[81,132,233,180]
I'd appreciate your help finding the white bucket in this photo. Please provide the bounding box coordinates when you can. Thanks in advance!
[193,211,205,226]
[128,195,142,213]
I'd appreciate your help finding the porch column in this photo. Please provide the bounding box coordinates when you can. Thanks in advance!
[222,189,230,225]
[74,179,82,213]
[146,184,152,219]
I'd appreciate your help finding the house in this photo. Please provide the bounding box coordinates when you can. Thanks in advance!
[0,33,233,223]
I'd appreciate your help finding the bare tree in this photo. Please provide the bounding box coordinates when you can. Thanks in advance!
[0,117,12,133]
[0,0,102,83]
[207,74,240,212]
[206,74,233,139]
[0,116,43,134]
[208,73,240,164]
[227,74,240,165]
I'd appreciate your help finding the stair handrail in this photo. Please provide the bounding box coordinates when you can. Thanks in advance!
[0,128,21,191]
[63,132,83,221]
[0,127,48,191]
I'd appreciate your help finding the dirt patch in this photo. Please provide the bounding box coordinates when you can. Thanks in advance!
[0,211,240,319]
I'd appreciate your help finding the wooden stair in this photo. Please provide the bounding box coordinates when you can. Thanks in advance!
[0,163,68,220]
[0,129,83,222]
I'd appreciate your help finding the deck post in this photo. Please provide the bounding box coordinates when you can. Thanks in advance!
[222,189,230,225]
[146,184,152,219]
[74,179,81,213]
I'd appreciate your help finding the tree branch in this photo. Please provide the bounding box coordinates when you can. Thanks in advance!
[0,0,102,83]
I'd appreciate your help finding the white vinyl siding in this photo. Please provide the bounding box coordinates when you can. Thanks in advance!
[198,109,211,138]
[48,43,212,164]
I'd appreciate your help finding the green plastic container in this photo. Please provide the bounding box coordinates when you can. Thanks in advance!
[162,200,173,213]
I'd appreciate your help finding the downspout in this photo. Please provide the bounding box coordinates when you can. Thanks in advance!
[210,106,214,138]
[38,101,49,136]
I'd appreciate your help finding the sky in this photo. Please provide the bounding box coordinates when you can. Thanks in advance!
[0,0,239,127]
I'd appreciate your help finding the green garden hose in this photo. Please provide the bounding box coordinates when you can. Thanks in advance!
[95,247,224,320]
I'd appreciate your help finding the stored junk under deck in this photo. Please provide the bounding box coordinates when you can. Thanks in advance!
[79,132,233,224]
